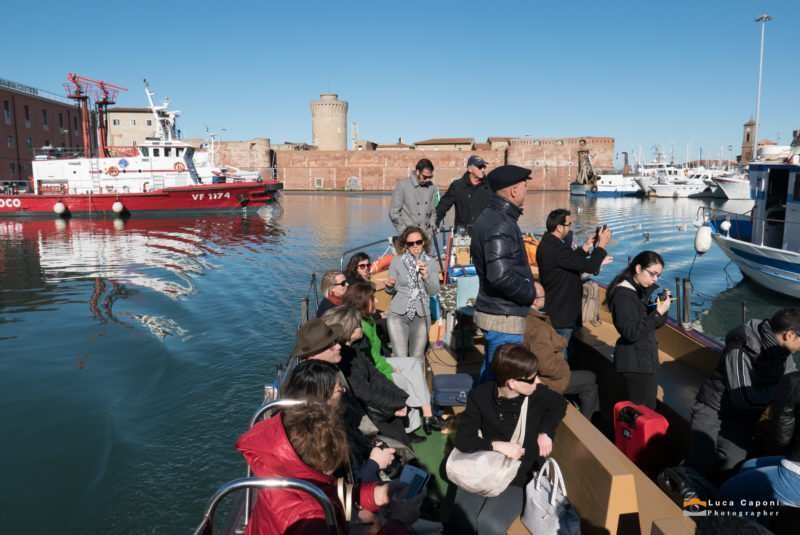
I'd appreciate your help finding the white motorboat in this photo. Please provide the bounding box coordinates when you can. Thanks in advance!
[701,136,800,298]
[712,173,752,200]
[584,174,642,197]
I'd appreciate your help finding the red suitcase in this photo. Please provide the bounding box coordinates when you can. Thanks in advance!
[613,401,669,466]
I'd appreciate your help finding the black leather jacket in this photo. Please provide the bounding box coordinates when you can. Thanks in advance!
[771,371,800,462]
[470,194,535,317]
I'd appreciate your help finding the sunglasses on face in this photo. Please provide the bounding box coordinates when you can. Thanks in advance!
[420,174,434,180]
[515,374,538,385]
[335,280,348,287]
[406,240,424,246]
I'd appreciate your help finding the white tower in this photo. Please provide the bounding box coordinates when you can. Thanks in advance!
[310,93,348,150]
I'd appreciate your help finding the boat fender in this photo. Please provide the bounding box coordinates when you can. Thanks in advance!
[370,254,393,274]
[107,166,120,177]
[112,201,125,214]
[719,220,732,235]
[694,225,712,255]
[53,201,68,216]
[174,162,186,172]
[591,185,598,193]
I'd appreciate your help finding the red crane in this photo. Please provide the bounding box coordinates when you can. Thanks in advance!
[64,73,128,158]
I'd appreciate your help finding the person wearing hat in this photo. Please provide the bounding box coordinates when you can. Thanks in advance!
[390,158,438,238]
[280,318,344,388]
[470,164,537,383]
[435,155,492,234]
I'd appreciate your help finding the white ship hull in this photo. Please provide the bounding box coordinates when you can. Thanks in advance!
[713,176,752,200]
[713,234,800,299]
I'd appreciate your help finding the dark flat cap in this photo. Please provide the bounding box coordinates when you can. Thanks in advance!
[467,155,487,168]
[487,165,532,191]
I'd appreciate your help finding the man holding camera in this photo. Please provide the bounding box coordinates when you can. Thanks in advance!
[536,209,611,360]
[435,155,493,234]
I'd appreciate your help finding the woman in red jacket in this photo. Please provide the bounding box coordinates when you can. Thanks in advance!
[236,402,416,535]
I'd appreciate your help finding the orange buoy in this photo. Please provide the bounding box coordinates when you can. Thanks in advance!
[107,166,120,177]
[370,254,393,274]
[174,162,187,172]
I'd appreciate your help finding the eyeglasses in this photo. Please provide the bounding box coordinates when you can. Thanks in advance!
[515,374,538,385]
[644,268,662,279]
[406,239,424,246]
[420,174,434,180]
[357,263,370,269]
[335,280,348,287]
[334,383,347,394]
[561,222,573,228]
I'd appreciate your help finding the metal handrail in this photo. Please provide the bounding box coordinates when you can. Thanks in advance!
[338,238,393,270]
[193,477,338,535]
[249,399,304,429]
[243,399,306,527]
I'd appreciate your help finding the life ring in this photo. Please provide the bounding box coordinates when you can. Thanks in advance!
[370,254,393,274]
[107,166,120,177]
[174,162,187,172]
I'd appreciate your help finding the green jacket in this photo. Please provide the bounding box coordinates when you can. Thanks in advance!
[362,318,394,381]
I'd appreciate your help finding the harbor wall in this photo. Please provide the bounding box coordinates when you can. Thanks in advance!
[211,136,614,191]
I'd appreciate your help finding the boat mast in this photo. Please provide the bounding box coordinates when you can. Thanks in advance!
[752,13,772,162]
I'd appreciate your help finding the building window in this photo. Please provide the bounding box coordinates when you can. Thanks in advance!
[146,119,152,126]
[112,119,120,126]
[73,116,78,131]
[164,147,171,157]
[24,105,30,127]
[42,109,48,129]
[140,147,149,157]
[746,132,751,143]
[130,119,136,126]
[25,136,32,147]
[7,135,14,148]
[3,100,10,124]
[153,148,160,157]
[10,162,17,176]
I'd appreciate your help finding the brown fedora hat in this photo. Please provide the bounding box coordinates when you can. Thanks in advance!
[292,318,344,359]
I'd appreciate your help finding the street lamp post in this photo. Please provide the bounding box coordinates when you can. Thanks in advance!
[753,13,772,161]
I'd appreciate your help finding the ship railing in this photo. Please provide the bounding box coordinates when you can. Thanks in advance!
[32,146,85,160]
[192,476,336,535]
[241,398,305,530]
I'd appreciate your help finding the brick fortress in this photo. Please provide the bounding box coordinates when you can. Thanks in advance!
[257,137,614,192]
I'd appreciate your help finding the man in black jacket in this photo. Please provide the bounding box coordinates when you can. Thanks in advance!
[435,155,492,233]
[686,308,800,481]
[536,209,611,361]
[470,164,536,382]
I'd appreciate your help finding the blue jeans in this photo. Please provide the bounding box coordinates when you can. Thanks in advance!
[555,326,580,362]
[720,456,800,507]
[479,331,523,383]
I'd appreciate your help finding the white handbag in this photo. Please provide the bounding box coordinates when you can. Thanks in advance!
[445,396,528,497]
[522,457,581,535]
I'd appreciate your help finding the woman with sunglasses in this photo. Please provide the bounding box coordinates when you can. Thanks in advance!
[450,344,566,535]
[386,226,444,435]
[344,252,372,285]
[604,250,671,409]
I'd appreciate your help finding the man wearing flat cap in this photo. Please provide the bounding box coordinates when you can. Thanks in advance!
[470,164,537,382]
[279,318,344,389]
[435,154,492,234]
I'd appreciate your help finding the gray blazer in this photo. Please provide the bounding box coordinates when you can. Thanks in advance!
[389,176,438,236]
[388,254,440,317]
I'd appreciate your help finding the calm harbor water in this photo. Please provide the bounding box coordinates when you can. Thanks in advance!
[0,192,796,534]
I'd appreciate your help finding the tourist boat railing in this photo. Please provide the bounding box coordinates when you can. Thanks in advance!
[242,398,305,529]
[338,238,394,271]
[193,476,337,535]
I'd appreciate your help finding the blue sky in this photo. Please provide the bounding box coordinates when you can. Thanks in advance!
[3,0,796,165]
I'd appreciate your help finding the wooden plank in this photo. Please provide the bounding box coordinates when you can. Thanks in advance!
[650,515,696,535]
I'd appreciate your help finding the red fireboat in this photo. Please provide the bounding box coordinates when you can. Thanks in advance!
[0,74,282,217]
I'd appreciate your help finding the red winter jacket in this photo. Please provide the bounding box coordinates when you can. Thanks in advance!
[236,414,381,535]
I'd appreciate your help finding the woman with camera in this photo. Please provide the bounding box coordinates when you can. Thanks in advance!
[605,250,671,409]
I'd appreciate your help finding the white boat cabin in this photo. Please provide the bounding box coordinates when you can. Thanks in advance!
[750,162,800,252]
[31,140,200,195]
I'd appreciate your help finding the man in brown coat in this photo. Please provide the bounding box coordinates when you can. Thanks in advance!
[524,283,599,419]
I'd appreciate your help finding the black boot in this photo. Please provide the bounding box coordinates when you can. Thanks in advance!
[422,415,446,435]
